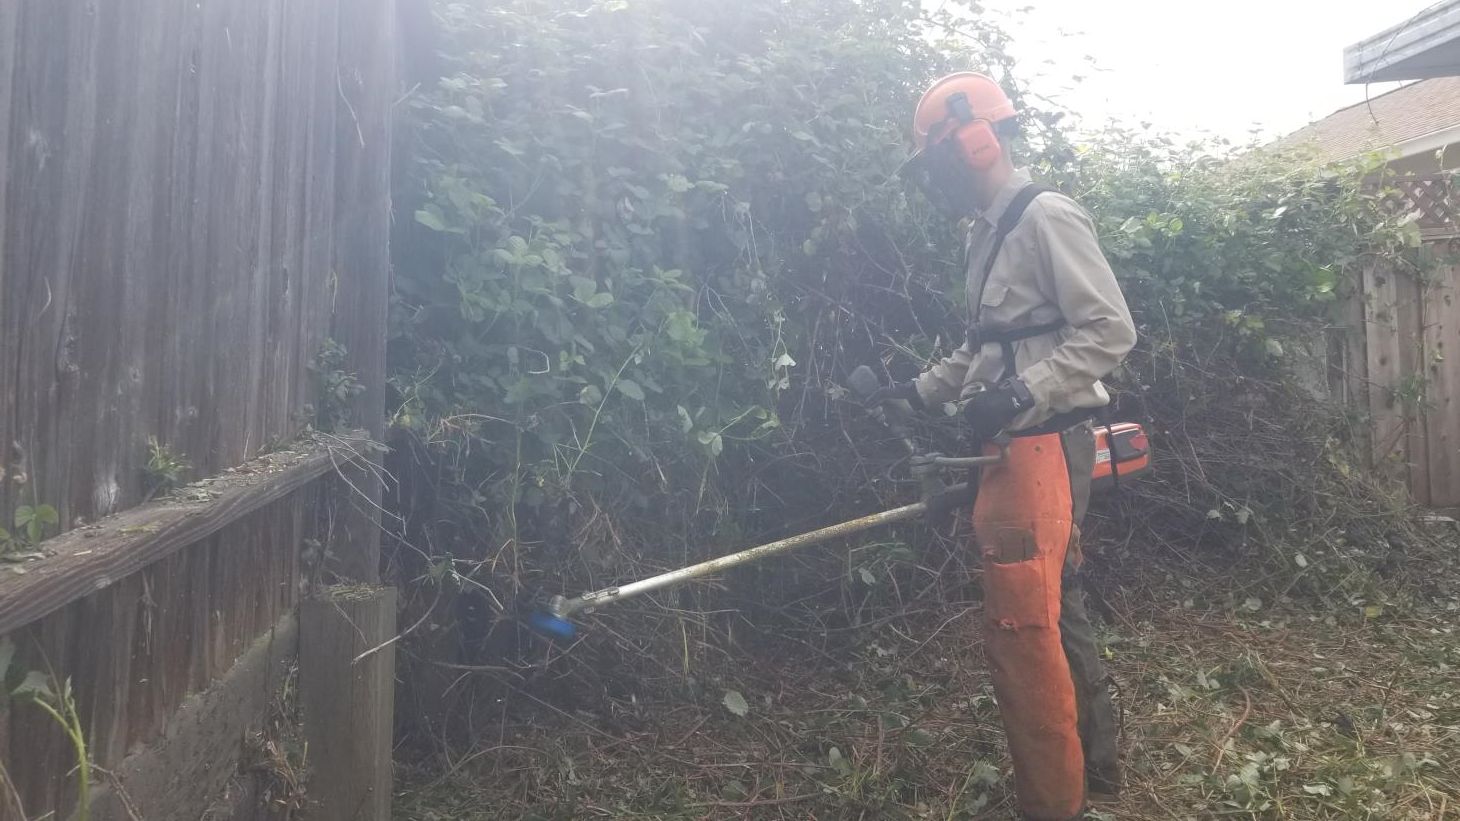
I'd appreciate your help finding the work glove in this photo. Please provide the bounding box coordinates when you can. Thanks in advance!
[962,377,1034,441]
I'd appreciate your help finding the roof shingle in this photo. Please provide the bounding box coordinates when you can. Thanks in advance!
[1272,76,1460,162]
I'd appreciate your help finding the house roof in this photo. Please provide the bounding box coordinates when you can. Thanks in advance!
[1272,76,1460,163]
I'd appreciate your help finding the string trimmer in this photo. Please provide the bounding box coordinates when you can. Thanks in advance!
[527,366,1150,639]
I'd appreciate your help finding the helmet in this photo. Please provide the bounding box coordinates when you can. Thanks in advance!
[911,72,1017,153]
[901,73,1017,216]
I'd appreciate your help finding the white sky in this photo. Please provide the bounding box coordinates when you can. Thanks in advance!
[979,0,1441,143]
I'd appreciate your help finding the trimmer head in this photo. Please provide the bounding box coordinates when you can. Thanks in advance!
[527,610,576,639]
[525,595,576,640]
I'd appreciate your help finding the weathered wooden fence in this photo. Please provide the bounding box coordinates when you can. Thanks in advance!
[1338,176,1460,508]
[0,0,397,817]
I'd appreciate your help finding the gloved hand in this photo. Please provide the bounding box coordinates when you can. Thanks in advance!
[962,377,1034,441]
[862,379,924,412]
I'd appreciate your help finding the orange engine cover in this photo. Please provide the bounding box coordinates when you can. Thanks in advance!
[1091,422,1150,490]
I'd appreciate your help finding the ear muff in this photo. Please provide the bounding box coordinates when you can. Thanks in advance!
[953,119,1001,171]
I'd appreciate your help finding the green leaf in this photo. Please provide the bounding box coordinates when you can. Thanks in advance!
[615,379,645,401]
[722,689,749,717]
[33,505,57,527]
[696,430,723,456]
[827,746,851,776]
[13,670,53,701]
[13,506,34,529]
[1302,783,1332,796]
[414,209,448,232]
[585,292,615,309]
[0,638,13,686]
[905,728,935,747]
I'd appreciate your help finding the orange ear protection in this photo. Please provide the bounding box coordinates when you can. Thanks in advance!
[944,91,1002,171]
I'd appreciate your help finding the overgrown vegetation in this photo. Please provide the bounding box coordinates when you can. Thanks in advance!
[0,502,57,556]
[0,638,90,821]
[309,338,366,432]
[386,0,1458,817]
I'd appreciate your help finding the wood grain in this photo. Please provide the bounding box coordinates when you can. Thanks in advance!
[0,432,363,640]
[300,586,397,821]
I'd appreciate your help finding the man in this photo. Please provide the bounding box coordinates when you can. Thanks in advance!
[874,72,1135,820]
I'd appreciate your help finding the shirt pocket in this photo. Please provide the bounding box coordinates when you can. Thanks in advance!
[978,278,1010,311]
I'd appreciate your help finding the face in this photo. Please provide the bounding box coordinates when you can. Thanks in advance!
[902,135,985,219]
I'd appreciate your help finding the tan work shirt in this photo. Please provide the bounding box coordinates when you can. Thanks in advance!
[913,169,1135,430]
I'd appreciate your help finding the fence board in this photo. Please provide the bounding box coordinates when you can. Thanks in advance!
[1362,265,1410,475]
[0,0,384,530]
[0,0,396,810]
[1394,270,1430,503]
[1424,254,1460,507]
[5,493,316,818]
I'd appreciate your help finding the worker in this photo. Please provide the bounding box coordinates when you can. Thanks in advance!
[868,72,1135,820]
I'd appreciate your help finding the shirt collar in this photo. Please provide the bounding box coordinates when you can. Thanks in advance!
[976,168,1033,227]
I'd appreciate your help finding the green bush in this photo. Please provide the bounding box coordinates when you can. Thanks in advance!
[390,0,1030,592]
[390,0,1429,647]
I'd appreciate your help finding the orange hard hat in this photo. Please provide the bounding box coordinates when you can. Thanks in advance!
[911,72,1017,153]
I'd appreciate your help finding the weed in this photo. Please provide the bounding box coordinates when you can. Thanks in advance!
[0,503,58,555]
[0,639,90,820]
[308,338,364,432]
[143,436,190,500]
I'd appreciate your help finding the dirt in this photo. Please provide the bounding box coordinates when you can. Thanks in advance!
[392,525,1460,820]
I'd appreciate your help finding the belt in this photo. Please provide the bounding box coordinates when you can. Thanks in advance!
[1010,408,1097,437]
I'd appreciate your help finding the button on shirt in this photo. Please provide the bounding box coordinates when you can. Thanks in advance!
[912,169,1136,431]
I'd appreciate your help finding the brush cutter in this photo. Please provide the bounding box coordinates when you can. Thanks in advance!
[527,366,1150,639]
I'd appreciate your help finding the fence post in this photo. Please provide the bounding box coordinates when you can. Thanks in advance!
[299,585,397,821]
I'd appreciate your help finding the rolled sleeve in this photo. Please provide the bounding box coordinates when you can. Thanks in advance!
[1018,198,1135,412]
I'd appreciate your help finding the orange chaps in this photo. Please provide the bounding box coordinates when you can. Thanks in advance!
[973,433,1084,821]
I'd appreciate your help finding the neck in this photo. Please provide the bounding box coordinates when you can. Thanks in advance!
[974,162,1014,211]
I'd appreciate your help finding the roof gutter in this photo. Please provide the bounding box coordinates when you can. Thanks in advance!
[1345,1,1460,84]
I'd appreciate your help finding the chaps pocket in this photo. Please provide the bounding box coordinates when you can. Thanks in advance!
[980,526,1053,630]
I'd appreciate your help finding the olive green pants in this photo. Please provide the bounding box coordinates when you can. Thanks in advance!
[1056,422,1121,794]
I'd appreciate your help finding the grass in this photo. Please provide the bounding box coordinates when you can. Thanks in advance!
[392,521,1460,820]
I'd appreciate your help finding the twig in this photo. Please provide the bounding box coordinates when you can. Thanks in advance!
[1209,684,1253,776]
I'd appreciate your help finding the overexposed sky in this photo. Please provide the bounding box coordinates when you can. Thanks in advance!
[980,0,1440,143]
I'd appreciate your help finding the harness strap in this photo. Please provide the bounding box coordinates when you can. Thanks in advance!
[968,183,1059,381]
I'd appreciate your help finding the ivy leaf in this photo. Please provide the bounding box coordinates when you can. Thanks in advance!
[615,379,645,401]
[722,689,749,717]
[414,209,448,232]
[13,670,53,701]
[695,430,723,456]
